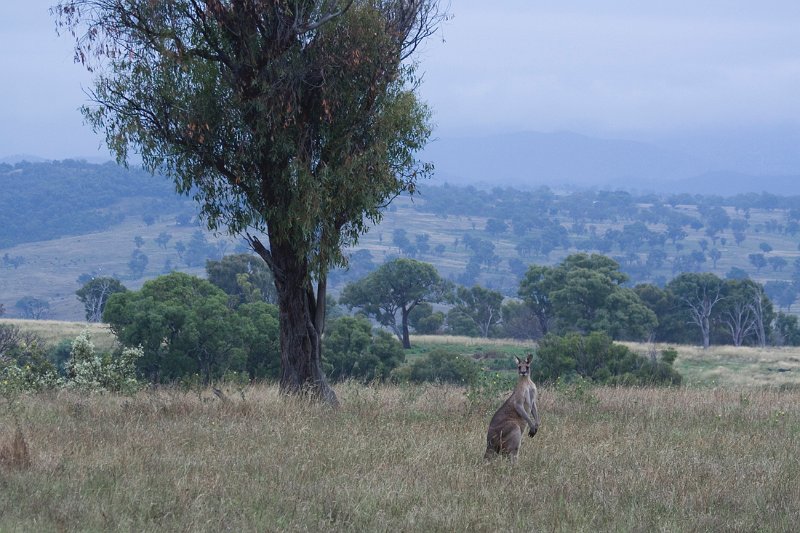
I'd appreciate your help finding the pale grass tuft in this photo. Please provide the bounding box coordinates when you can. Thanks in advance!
[411,334,535,348]
[0,426,31,470]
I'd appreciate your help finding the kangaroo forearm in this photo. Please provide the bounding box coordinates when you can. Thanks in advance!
[515,403,536,428]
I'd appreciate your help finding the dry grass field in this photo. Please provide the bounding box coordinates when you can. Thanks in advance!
[620,341,800,388]
[1,383,798,532]
[3,322,800,530]
[1,318,118,352]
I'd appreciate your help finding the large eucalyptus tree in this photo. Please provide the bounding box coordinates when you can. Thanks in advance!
[54,0,446,404]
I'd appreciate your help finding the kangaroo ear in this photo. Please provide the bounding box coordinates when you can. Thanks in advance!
[515,356,522,364]
[526,353,533,364]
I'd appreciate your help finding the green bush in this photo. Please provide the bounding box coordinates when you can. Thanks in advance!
[408,303,445,334]
[0,336,62,394]
[534,332,681,386]
[392,348,481,386]
[322,316,405,382]
[445,308,480,337]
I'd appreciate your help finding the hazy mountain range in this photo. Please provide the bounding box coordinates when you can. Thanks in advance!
[5,128,800,195]
[422,130,800,196]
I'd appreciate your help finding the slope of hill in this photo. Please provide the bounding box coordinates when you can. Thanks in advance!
[0,159,193,248]
[4,160,800,321]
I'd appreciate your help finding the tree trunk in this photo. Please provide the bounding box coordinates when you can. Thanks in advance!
[400,307,411,349]
[701,316,710,349]
[257,239,338,406]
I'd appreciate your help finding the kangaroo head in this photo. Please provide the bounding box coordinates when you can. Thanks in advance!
[515,354,533,376]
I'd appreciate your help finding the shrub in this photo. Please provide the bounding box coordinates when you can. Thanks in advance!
[68,330,143,394]
[445,308,480,337]
[408,303,445,334]
[534,332,681,386]
[392,348,481,386]
[322,316,405,382]
[0,333,61,394]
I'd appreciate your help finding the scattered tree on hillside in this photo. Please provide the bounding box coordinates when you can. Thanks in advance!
[2,253,25,269]
[14,297,50,320]
[767,256,787,272]
[764,281,797,311]
[55,0,447,404]
[707,248,721,269]
[726,267,749,280]
[128,249,149,279]
[76,276,127,322]
[748,253,767,273]
[155,232,171,249]
[485,218,508,235]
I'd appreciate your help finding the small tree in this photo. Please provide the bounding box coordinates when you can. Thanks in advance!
[668,273,725,349]
[75,277,127,322]
[452,285,504,338]
[392,348,480,386]
[534,332,681,386]
[104,272,248,383]
[68,330,143,394]
[14,297,49,320]
[340,258,451,348]
[128,249,149,279]
[155,232,172,249]
[748,253,767,274]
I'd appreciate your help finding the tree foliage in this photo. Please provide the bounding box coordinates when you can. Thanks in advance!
[519,254,655,341]
[322,315,404,382]
[206,253,277,306]
[340,258,451,348]
[451,285,504,338]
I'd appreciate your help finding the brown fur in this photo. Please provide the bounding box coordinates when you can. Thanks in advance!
[484,354,540,462]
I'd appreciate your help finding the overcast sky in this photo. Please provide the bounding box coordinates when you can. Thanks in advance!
[2,1,800,159]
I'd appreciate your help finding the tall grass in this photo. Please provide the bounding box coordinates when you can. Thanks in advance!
[1,383,798,531]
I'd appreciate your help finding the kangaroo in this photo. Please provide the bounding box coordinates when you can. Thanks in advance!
[484,354,540,462]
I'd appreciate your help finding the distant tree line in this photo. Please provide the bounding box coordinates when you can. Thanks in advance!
[341,254,800,349]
